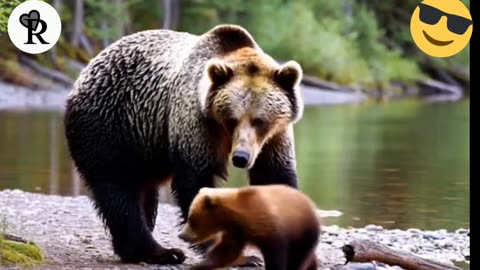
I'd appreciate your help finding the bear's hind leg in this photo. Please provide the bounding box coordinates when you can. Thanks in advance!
[304,252,319,270]
[287,227,319,270]
[260,240,288,270]
[90,182,185,265]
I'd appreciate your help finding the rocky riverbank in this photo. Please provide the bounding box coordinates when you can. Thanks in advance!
[0,82,68,111]
[0,189,469,270]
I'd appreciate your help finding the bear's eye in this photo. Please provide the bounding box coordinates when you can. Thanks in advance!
[225,118,238,132]
[252,118,267,129]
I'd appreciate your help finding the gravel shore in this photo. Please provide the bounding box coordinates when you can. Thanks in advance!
[0,190,469,270]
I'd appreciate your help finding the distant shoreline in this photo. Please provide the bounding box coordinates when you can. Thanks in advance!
[0,80,369,111]
[0,81,68,111]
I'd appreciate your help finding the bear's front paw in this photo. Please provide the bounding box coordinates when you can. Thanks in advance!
[144,247,186,265]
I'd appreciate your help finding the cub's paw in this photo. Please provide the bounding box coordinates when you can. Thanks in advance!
[188,265,210,270]
[144,247,186,265]
[234,255,264,267]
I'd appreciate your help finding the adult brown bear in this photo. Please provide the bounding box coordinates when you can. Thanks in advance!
[64,24,304,265]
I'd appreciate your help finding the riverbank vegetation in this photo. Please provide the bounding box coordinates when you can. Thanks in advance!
[0,214,44,267]
[0,0,470,99]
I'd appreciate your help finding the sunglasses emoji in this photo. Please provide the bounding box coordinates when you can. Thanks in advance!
[410,0,472,58]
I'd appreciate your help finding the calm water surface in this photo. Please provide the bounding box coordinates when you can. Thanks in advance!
[0,100,470,231]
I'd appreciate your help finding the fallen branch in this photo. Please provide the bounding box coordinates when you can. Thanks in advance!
[342,240,461,270]
[79,33,94,57]
[301,74,355,92]
[19,55,74,87]
[416,79,463,96]
[2,234,29,244]
[420,59,469,85]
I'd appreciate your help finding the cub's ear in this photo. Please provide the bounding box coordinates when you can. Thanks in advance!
[198,59,233,116]
[274,61,303,90]
[207,59,234,88]
[203,195,216,210]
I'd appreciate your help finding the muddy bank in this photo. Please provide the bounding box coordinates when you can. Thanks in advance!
[0,190,469,270]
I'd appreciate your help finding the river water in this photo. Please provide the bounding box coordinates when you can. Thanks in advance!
[0,99,469,231]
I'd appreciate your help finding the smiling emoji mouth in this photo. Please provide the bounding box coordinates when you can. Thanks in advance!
[422,31,453,46]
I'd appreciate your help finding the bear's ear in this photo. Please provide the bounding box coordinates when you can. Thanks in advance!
[207,60,234,88]
[274,61,303,90]
[275,61,304,123]
[206,24,259,54]
[203,195,216,210]
[198,59,234,116]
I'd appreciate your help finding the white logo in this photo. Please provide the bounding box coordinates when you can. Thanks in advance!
[7,0,62,54]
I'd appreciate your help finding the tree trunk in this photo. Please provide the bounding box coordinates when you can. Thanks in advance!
[113,0,124,39]
[162,0,180,30]
[71,0,84,46]
[101,20,109,48]
[162,0,172,29]
[49,0,62,69]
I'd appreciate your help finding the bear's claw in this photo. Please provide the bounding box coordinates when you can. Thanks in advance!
[143,247,186,265]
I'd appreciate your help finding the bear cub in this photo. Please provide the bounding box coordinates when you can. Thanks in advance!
[179,184,321,270]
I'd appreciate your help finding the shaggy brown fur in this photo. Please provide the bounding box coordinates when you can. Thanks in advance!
[64,24,304,265]
[179,185,321,270]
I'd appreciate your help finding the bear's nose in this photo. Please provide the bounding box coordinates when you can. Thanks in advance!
[232,150,250,168]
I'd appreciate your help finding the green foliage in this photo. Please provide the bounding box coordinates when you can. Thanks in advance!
[84,0,136,41]
[247,1,372,85]
[351,4,423,86]
[180,0,425,89]
[0,0,471,90]
[0,0,22,33]
[0,203,43,268]
[0,238,44,267]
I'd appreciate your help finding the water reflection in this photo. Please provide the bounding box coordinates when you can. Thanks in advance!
[0,100,470,230]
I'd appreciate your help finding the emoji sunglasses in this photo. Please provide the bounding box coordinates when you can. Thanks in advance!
[418,3,473,35]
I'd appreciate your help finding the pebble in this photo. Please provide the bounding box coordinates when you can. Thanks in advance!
[456,228,469,234]
[435,239,453,248]
[365,224,383,231]
[406,228,421,234]
[323,225,340,235]
[338,262,377,270]
[422,231,443,240]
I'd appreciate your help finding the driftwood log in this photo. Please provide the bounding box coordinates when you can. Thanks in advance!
[417,79,463,96]
[2,234,30,244]
[19,55,74,87]
[301,74,356,93]
[342,240,461,270]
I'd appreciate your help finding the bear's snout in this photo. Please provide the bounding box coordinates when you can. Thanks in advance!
[232,150,250,168]
[178,225,196,243]
[178,231,190,242]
